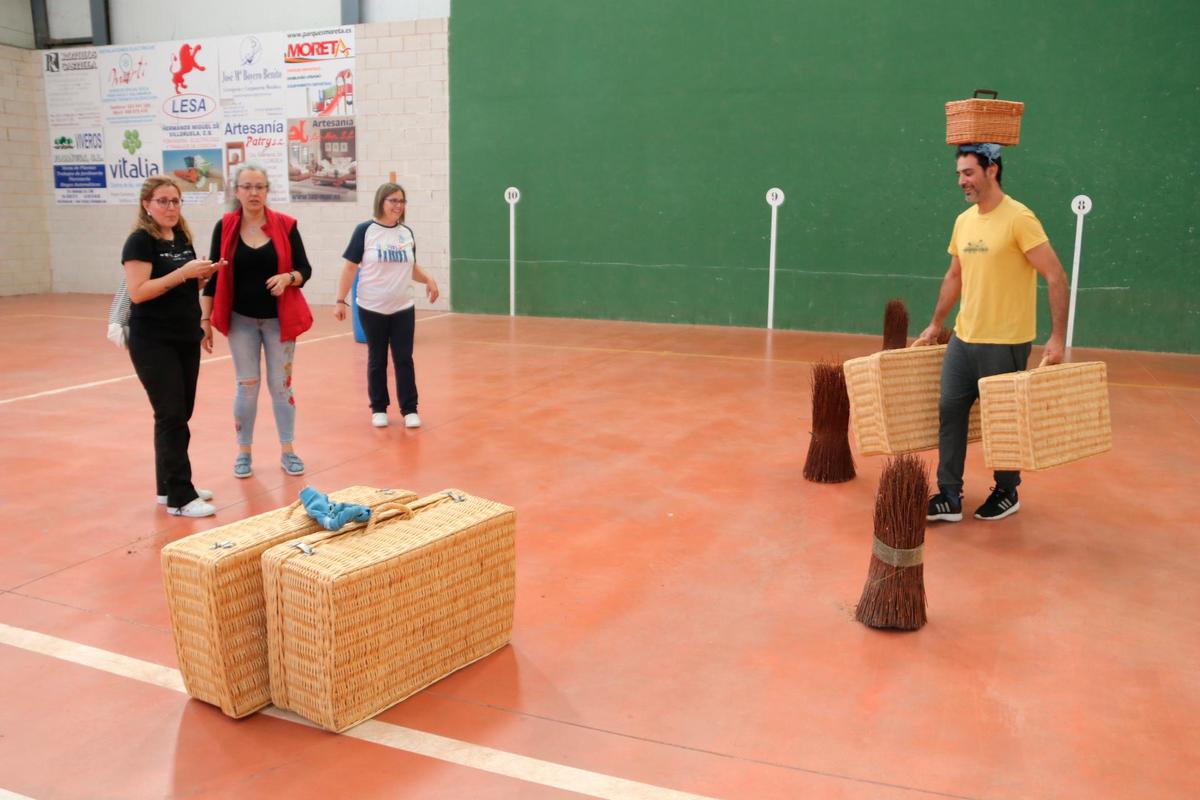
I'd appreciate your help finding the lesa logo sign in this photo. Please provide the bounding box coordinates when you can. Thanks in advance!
[285,36,352,63]
[163,92,215,119]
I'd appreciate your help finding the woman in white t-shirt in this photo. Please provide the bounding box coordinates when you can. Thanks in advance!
[334,183,439,428]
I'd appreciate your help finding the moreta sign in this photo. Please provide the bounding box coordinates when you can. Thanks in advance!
[285,35,352,63]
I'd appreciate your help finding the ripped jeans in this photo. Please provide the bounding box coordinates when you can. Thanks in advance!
[227,312,296,446]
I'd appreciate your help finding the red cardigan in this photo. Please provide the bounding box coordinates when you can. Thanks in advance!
[210,208,313,342]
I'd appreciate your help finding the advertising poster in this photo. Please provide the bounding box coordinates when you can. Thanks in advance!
[163,121,225,202]
[219,32,286,119]
[154,38,220,124]
[104,124,164,204]
[223,119,288,205]
[287,116,356,202]
[284,26,355,120]
[42,48,101,129]
[97,43,160,125]
[50,128,106,204]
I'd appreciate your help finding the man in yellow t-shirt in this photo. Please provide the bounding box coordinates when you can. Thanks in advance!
[914,143,1069,522]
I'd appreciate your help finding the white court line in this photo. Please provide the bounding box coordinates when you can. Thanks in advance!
[0,313,452,407]
[0,789,37,800]
[0,622,715,800]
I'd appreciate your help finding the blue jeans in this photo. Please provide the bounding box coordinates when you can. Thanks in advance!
[227,312,296,446]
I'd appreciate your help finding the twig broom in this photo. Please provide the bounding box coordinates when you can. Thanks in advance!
[883,299,909,350]
[855,453,929,630]
[803,361,855,483]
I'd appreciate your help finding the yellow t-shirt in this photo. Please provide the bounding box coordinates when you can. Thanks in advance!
[948,194,1048,344]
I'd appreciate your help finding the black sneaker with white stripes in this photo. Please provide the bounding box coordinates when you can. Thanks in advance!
[927,491,963,522]
[974,486,1020,520]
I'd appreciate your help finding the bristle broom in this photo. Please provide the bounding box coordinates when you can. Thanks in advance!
[855,454,929,630]
[803,361,856,483]
[883,299,909,350]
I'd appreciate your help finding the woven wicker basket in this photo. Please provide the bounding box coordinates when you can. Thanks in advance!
[979,362,1111,471]
[263,489,517,732]
[946,90,1024,145]
[160,486,416,718]
[844,345,981,456]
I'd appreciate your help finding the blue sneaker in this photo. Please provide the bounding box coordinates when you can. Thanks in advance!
[233,453,252,479]
[281,452,305,476]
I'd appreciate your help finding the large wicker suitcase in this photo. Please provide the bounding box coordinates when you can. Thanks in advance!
[262,489,516,732]
[978,362,1111,470]
[844,345,981,456]
[161,486,416,718]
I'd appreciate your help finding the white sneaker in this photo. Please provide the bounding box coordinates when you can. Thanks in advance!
[158,488,213,505]
[167,498,217,518]
[371,412,389,428]
[404,412,421,429]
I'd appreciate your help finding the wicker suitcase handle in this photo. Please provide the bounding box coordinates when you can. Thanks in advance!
[287,492,469,554]
[973,89,999,99]
[289,501,415,553]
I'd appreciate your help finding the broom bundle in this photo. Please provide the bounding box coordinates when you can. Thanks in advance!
[883,299,909,350]
[855,453,929,630]
[803,361,855,483]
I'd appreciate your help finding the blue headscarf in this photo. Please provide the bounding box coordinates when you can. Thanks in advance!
[957,143,1002,163]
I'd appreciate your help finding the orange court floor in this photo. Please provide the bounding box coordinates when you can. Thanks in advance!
[0,292,1197,800]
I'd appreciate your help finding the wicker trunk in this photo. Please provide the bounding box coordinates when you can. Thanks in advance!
[262,490,517,733]
[945,92,1024,145]
[160,486,416,718]
[844,345,981,456]
[978,362,1111,470]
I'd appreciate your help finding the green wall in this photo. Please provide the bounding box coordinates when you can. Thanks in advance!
[450,1,1200,353]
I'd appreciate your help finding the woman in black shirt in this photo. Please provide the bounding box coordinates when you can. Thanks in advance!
[200,165,313,479]
[120,176,220,518]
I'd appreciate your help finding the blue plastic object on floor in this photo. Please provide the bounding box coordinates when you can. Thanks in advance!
[300,486,372,531]
[351,273,367,344]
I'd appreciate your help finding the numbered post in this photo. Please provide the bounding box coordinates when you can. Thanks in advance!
[765,188,785,329]
[1066,195,1092,352]
[505,187,521,317]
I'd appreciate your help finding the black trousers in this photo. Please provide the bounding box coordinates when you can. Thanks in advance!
[129,334,200,508]
[358,305,418,415]
[937,334,1032,496]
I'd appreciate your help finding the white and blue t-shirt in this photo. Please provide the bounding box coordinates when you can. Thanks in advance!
[342,220,418,314]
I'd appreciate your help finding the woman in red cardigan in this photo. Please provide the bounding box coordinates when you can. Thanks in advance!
[200,164,313,478]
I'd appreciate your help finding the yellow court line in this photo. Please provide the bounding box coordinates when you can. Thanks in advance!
[461,339,1200,391]
[0,622,715,800]
[461,339,815,365]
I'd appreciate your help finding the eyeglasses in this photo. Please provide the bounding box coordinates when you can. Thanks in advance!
[385,198,407,205]
[151,198,183,208]
[237,183,269,192]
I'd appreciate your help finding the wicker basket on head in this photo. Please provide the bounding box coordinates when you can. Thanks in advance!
[946,89,1024,146]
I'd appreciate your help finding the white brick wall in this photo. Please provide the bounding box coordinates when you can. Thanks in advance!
[0,44,51,296]
[11,22,450,309]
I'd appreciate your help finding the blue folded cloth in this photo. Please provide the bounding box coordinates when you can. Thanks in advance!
[300,486,372,531]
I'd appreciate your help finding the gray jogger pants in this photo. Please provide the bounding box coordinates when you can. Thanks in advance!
[937,334,1032,496]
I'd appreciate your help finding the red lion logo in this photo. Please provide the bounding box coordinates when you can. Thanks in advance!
[170,44,205,94]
